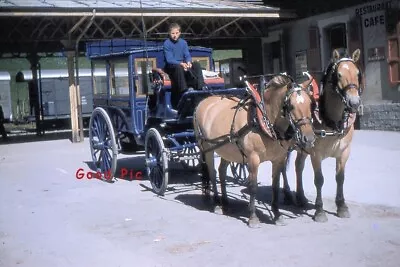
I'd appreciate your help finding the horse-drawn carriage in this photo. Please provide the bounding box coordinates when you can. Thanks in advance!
[85,37,363,226]
[86,39,250,195]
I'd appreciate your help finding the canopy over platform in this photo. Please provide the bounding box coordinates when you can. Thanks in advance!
[0,0,292,18]
[0,0,296,56]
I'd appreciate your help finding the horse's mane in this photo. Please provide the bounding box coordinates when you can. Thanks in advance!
[266,74,293,90]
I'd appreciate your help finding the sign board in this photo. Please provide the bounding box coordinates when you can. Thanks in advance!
[367,47,385,61]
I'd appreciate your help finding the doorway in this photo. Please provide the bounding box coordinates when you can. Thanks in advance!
[262,30,284,76]
[324,23,348,64]
[263,40,282,74]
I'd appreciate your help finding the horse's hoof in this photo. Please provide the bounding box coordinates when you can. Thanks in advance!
[213,206,224,215]
[247,217,261,228]
[274,217,287,226]
[337,207,351,218]
[313,211,328,223]
[296,195,309,207]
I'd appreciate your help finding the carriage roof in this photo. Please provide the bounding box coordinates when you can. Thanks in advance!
[86,38,213,60]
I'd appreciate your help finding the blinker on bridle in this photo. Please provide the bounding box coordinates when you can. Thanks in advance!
[325,58,363,108]
[282,84,313,144]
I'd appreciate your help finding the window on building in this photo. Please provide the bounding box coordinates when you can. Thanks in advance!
[387,8,400,85]
[388,27,400,85]
[329,23,347,53]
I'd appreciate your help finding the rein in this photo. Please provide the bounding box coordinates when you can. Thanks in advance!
[317,58,362,136]
[195,77,314,156]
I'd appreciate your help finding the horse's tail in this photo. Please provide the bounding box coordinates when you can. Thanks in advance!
[193,105,211,194]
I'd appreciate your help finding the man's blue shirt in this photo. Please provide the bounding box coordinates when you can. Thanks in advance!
[163,38,192,67]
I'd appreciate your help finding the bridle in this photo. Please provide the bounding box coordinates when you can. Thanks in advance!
[318,57,363,134]
[321,58,363,110]
[280,83,314,147]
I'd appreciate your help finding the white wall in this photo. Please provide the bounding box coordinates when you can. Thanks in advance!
[267,0,400,103]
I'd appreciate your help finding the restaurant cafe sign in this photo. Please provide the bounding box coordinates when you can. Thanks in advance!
[355,0,393,28]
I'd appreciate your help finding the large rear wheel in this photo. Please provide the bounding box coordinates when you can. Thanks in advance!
[89,107,118,181]
[180,141,201,170]
[145,128,169,196]
[229,162,249,186]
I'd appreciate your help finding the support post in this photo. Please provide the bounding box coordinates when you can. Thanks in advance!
[74,10,96,143]
[27,53,43,136]
[67,51,80,143]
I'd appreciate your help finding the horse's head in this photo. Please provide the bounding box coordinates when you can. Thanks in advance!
[323,49,363,113]
[281,82,316,149]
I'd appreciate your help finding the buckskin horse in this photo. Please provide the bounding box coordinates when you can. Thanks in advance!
[193,73,316,227]
[284,49,363,223]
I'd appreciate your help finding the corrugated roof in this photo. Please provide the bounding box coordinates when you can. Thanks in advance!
[0,0,278,10]
[0,0,294,18]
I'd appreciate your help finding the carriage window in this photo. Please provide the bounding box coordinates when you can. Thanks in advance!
[109,60,129,96]
[134,57,157,96]
[192,57,210,71]
[92,61,107,95]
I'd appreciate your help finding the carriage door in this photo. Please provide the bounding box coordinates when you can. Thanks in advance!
[262,30,284,75]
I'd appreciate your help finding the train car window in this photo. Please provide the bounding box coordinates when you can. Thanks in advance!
[134,57,157,96]
[192,57,210,71]
[92,61,107,95]
[109,59,129,97]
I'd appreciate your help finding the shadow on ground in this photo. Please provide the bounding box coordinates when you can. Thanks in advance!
[174,177,317,227]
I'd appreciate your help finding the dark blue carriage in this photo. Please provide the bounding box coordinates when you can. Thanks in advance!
[85,39,248,195]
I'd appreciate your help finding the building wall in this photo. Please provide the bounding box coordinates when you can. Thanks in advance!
[269,0,400,104]
[267,0,400,131]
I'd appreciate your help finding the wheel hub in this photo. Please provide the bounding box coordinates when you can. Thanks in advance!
[145,156,158,168]
[93,141,105,150]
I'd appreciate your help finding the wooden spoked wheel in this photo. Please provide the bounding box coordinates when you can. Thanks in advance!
[180,141,201,170]
[145,128,169,196]
[89,107,118,181]
[229,162,249,186]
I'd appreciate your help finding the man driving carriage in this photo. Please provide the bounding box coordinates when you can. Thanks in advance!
[163,23,207,108]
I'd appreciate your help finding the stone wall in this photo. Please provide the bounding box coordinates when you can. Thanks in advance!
[358,103,400,131]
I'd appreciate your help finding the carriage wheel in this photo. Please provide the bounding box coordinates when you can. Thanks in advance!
[229,162,249,185]
[145,128,169,196]
[180,141,201,170]
[109,108,137,153]
[89,107,118,181]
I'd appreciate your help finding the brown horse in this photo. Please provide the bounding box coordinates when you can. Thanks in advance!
[285,49,363,222]
[193,74,316,227]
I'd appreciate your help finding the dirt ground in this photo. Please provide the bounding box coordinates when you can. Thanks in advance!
[0,130,399,267]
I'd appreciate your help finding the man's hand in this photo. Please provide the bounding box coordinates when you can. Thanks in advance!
[180,62,188,71]
[187,62,192,69]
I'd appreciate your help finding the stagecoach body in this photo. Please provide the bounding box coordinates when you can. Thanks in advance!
[85,39,249,195]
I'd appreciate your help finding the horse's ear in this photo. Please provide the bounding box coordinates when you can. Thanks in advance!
[352,49,361,62]
[332,49,340,61]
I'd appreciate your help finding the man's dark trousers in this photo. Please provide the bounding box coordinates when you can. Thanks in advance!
[164,61,205,108]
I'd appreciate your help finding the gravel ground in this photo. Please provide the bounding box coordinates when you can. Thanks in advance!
[0,129,399,267]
